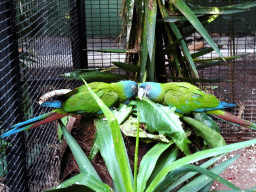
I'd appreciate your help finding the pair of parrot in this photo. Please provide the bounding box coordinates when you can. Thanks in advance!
[1,81,256,138]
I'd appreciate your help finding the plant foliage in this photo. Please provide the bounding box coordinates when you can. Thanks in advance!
[46,81,256,192]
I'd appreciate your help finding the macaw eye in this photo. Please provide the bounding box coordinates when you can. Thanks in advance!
[132,85,137,90]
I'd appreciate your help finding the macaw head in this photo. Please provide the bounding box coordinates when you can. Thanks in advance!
[138,82,162,101]
[120,80,138,100]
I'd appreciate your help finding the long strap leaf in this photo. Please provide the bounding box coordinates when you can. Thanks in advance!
[146,138,256,191]
[83,80,134,192]
[58,120,101,180]
[170,0,225,61]
[158,0,199,78]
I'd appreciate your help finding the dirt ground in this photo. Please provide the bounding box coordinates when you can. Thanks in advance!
[211,144,256,191]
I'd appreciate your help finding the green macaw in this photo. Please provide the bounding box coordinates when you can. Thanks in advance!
[1,81,137,138]
[138,82,256,129]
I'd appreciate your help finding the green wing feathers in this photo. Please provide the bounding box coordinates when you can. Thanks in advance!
[162,83,220,114]
[62,89,118,113]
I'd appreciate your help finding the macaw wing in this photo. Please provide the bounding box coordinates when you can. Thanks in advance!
[62,89,119,113]
[59,82,109,101]
[163,83,219,114]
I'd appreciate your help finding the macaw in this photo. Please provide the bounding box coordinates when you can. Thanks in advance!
[1,80,137,138]
[138,82,256,129]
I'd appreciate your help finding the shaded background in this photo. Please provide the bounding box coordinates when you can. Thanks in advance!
[0,0,256,191]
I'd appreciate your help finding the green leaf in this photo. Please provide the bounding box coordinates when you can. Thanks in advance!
[196,60,230,70]
[137,143,173,192]
[153,164,240,192]
[170,0,225,61]
[158,0,199,78]
[193,112,221,134]
[58,120,101,180]
[166,163,240,191]
[46,185,93,192]
[157,16,179,23]
[229,1,256,9]
[158,38,184,56]
[136,98,190,155]
[95,120,131,191]
[83,80,134,192]
[178,155,240,192]
[57,116,69,143]
[170,22,199,78]
[112,62,140,72]
[146,138,256,192]
[47,173,111,192]
[165,76,232,83]
[139,5,149,82]
[194,53,250,63]
[190,1,256,16]
[148,36,156,81]
[159,155,222,191]
[59,70,128,82]
[147,146,179,187]
[198,181,214,192]
[88,135,99,161]
[120,116,171,143]
[190,7,251,15]
[84,48,127,53]
[146,0,157,60]
[183,116,226,148]
[190,45,224,59]
[112,104,133,124]
[178,14,219,34]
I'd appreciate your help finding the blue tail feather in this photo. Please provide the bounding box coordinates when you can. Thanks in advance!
[218,101,236,108]
[193,101,236,112]
[1,123,33,138]
[1,112,56,138]
[10,112,53,129]
[1,127,25,138]
[41,101,62,108]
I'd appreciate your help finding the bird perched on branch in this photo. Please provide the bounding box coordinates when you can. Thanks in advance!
[138,82,256,129]
[1,81,137,138]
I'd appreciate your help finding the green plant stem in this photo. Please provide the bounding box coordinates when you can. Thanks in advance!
[134,112,140,192]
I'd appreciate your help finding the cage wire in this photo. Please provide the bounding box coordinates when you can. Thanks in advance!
[84,0,256,142]
[85,0,126,68]
[1,0,256,191]
[1,0,85,191]
[192,0,256,142]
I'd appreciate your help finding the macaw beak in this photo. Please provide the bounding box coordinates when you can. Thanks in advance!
[138,88,146,100]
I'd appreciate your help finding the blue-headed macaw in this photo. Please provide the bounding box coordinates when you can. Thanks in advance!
[138,82,256,129]
[1,81,137,138]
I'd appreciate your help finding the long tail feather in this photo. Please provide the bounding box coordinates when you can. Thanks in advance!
[211,111,256,129]
[1,112,68,138]
[193,101,236,112]
[10,112,55,129]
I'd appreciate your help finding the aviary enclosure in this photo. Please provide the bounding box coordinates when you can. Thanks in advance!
[1,0,256,191]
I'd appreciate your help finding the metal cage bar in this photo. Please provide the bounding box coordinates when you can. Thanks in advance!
[0,0,28,191]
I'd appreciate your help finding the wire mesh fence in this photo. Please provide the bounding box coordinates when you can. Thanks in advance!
[0,0,256,191]
[193,0,256,142]
[83,0,256,143]
[85,0,125,68]
[86,0,256,141]
[0,0,86,191]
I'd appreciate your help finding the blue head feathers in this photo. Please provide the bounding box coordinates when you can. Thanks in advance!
[138,82,161,101]
[120,80,138,100]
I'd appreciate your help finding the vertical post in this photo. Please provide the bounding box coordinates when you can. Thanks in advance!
[0,1,28,191]
[70,0,88,69]
[229,9,235,103]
